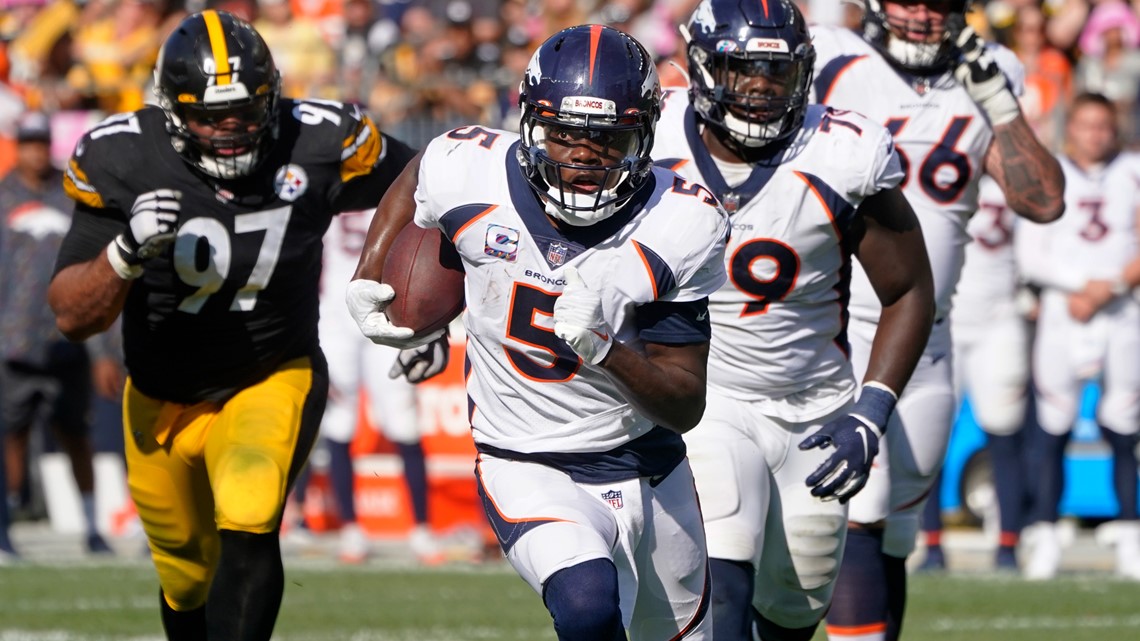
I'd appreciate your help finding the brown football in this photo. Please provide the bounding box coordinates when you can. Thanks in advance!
[382,223,465,338]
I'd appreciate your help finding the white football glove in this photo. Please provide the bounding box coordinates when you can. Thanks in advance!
[553,266,614,365]
[952,26,1020,126]
[107,189,181,280]
[388,332,450,383]
[345,279,443,349]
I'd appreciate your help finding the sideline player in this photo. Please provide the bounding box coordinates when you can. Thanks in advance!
[810,1,1064,638]
[919,175,1032,573]
[1017,93,1140,581]
[47,11,415,639]
[287,206,443,564]
[651,1,934,639]
[348,25,729,641]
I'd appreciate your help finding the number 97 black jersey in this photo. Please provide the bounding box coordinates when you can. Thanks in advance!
[55,100,415,404]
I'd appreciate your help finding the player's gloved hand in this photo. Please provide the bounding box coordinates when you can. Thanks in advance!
[951,25,1020,126]
[389,331,450,383]
[107,189,181,280]
[553,266,614,365]
[345,279,443,349]
[799,383,898,503]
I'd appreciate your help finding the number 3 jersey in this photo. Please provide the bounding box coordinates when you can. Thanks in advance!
[55,101,415,403]
[652,93,903,421]
[810,24,1025,324]
[413,127,729,462]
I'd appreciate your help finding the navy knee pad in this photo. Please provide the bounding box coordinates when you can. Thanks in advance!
[542,558,625,641]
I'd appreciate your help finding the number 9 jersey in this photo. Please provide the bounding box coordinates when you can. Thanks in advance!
[55,101,415,403]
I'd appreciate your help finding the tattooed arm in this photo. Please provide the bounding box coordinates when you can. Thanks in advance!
[984,116,1065,223]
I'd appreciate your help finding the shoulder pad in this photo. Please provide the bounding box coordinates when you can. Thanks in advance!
[63,108,163,212]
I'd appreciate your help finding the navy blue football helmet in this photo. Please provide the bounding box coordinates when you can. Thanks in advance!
[154,10,281,180]
[862,0,971,75]
[517,24,661,226]
[685,0,815,148]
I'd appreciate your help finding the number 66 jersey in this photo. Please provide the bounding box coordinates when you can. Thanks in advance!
[55,101,415,404]
[413,126,729,465]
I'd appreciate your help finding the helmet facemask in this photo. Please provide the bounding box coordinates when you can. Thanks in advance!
[160,82,279,181]
[688,37,815,149]
[864,0,968,74]
[153,11,282,181]
[519,106,654,226]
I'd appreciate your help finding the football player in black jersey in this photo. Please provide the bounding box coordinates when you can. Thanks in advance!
[47,11,415,640]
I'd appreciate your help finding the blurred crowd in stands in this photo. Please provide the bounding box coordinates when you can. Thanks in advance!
[2,0,1140,172]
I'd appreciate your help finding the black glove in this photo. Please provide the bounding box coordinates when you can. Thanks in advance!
[388,331,450,383]
[951,25,1020,126]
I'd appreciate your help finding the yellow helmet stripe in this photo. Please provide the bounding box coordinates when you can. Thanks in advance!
[202,10,231,85]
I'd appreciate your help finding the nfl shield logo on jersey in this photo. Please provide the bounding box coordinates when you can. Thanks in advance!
[721,192,740,214]
[274,164,309,202]
[546,242,568,266]
[602,490,623,510]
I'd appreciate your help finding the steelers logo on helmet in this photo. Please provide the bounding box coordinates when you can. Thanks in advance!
[517,24,661,227]
[154,10,282,180]
[683,0,815,149]
[861,0,972,74]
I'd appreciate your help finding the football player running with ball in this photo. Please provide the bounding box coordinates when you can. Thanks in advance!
[651,1,934,639]
[48,11,415,640]
[348,25,729,641]
[810,1,1064,639]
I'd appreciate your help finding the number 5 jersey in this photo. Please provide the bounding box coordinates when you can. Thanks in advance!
[412,126,729,469]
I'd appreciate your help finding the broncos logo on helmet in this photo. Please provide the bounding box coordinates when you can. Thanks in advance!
[683,0,815,150]
[153,10,281,180]
[517,24,661,227]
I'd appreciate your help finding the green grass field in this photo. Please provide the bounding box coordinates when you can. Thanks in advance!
[2,560,1140,640]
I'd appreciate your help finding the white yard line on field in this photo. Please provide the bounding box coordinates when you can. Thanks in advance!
[925,613,1140,632]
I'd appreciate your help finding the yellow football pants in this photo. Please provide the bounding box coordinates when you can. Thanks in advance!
[123,357,325,611]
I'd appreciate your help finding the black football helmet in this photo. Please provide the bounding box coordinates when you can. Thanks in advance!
[862,0,971,75]
[685,0,815,149]
[153,10,281,180]
[517,24,661,226]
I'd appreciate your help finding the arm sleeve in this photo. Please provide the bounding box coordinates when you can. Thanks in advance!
[52,204,127,276]
[636,298,711,345]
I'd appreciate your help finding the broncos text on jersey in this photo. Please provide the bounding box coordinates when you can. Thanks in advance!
[413,125,729,462]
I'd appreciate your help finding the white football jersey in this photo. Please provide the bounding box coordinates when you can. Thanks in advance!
[413,126,730,456]
[651,93,903,420]
[951,175,1021,328]
[1022,153,1140,285]
[321,208,372,322]
[810,24,1025,322]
